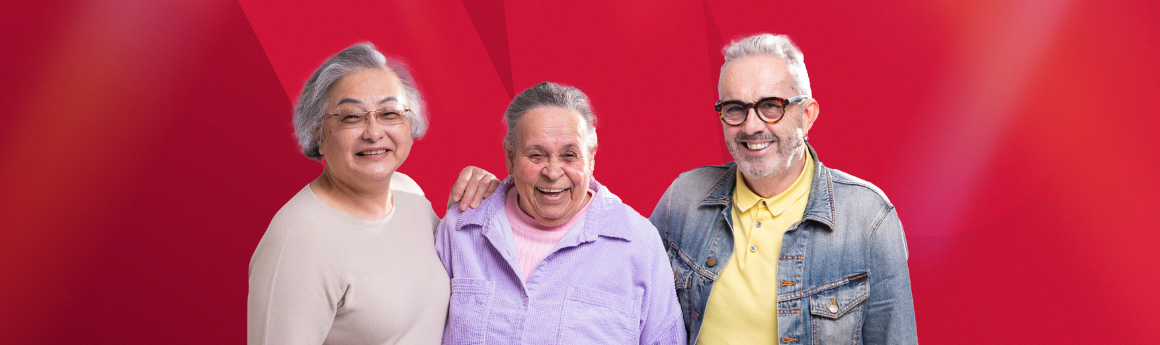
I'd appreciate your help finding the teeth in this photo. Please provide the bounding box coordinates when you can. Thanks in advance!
[536,187,566,193]
[360,149,387,155]
[745,142,771,150]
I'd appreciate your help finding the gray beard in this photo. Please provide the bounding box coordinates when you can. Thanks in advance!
[727,127,805,180]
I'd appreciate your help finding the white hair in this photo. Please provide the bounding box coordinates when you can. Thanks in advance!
[502,82,598,152]
[722,33,812,96]
[293,43,428,160]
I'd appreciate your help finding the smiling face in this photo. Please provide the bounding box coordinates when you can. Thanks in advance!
[505,106,595,227]
[719,54,814,181]
[316,69,413,186]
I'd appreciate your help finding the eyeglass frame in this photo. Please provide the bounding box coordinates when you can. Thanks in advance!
[714,95,809,126]
[322,107,413,129]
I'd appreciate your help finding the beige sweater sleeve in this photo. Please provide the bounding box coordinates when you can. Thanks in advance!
[248,190,344,344]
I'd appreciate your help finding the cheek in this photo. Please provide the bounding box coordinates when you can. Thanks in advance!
[393,133,414,153]
[318,129,347,156]
[723,126,739,140]
[563,163,591,186]
[515,160,542,181]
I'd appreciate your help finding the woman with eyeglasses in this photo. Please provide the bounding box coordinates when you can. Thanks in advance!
[247,43,496,344]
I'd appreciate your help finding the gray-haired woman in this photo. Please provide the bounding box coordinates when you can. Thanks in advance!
[247,43,495,344]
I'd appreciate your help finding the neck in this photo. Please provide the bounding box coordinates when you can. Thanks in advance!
[740,149,808,199]
[310,166,394,221]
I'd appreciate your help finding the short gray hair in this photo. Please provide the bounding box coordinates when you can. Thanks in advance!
[293,43,428,160]
[722,33,812,97]
[502,82,598,152]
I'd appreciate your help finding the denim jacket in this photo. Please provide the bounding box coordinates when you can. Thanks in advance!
[649,144,917,344]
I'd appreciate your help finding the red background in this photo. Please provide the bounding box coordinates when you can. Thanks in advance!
[2,0,1158,343]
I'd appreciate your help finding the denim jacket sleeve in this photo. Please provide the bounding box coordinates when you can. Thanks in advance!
[864,207,918,344]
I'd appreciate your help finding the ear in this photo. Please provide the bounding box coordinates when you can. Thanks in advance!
[587,145,597,172]
[504,145,516,175]
[800,98,820,134]
[314,125,327,155]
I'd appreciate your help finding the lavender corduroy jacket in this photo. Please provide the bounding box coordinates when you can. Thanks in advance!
[435,177,686,344]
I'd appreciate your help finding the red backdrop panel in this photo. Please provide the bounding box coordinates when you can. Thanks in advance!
[1,0,1157,343]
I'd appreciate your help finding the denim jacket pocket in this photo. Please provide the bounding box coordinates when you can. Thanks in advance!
[446,278,495,345]
[809,272,869,344]
[558,286,640,344]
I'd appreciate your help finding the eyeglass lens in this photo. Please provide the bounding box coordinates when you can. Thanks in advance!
[333,107,407,128]
[721,99,785,124]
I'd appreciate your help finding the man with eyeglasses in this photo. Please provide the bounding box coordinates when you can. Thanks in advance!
[649,34,918,344]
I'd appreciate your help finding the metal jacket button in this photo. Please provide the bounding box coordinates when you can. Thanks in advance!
[706,257,716,267]
[755,221,762,227]
[750,245,758,252]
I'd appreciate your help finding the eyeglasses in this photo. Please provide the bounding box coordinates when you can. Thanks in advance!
[323,107,411,129]
[715,95,809,126]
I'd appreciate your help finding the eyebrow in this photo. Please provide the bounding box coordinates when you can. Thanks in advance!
[335,96,398,107]
[524,143,581,152]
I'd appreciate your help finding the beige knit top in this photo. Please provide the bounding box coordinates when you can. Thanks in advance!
[248,184,449,344]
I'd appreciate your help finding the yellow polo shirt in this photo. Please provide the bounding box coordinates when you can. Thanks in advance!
[696,155,814,344]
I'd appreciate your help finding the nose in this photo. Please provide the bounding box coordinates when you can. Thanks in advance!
[361,114,385,141]
[542,157,565,180]
[740,108,767,134]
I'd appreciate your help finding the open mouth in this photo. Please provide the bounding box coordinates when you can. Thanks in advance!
[743,141,772,151]
[356,149,388,156]
[535,187,569,198]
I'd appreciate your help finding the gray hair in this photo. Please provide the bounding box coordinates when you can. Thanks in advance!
[293,43,428,160]
[722,33,812,97]
[502,82,598,153]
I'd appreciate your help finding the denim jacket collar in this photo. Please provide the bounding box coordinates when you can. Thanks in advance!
[454,176,634,242]
[700,143,837,232]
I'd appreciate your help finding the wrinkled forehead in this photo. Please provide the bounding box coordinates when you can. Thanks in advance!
[718,55,793,101]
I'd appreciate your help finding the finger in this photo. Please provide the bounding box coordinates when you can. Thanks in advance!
[468,177,485,209]
[453,167,475,202]
[483,174,500,196]
[472,174,498,208]
[460,172,483,211]
[447,167,474,210]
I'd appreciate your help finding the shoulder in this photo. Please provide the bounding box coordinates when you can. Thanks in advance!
[391,190,440,231]
[668,162,734,189]
[393,190,436,218]
[390,171,425,196]
[253,186,344,270]
[823,166,893,209]
[593,187,662,244]
[658,162,735,208]
[264,186,329,239]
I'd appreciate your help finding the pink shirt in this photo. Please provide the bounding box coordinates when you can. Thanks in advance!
[504,187,592,283]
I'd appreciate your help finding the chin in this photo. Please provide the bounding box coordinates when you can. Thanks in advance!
[738,156,793,179]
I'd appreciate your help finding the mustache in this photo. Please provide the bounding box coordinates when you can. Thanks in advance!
[733,132,776,143]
